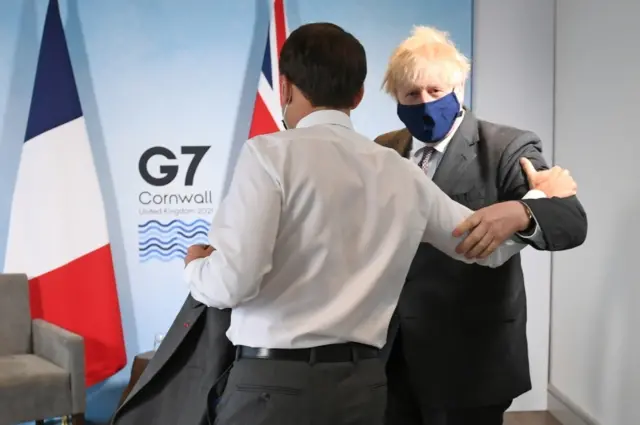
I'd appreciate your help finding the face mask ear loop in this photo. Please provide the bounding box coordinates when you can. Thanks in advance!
[281,92,292,130]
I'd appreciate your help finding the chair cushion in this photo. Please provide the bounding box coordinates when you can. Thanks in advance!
[0,354,72,424]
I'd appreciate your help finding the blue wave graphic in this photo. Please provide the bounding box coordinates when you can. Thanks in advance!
[139,242,190,252]
[140,253,187,263]
[139,225,209,235]
[140,247,188,257]
[138,218,209,229]
[138,229,208,240]
[138,218,210,263]
[138,234,207,249]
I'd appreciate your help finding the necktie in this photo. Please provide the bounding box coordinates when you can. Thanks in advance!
[419,147,435,175]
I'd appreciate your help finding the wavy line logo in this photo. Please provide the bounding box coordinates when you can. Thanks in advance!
[138,219,210,263]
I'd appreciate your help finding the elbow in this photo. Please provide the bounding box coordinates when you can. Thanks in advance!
[485,258,508,269]
[549,200,589,251]
[190,287,243,310]
[575,206,589,246]
[187,252,267,309]
[566,197,588,248]
[208,282,262,310]
[215,271,263,308]
[196,284,252,310]
[479,243,523,268]
[208,296,241,310]
[569,223,588,250]
[469,255,507,268]
[571,216,588,248]
[188,285,230,310]
[187,259,253,309]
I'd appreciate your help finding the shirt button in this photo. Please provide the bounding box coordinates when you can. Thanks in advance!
[260,392,270,401]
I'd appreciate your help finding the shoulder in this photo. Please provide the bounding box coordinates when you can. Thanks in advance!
[477,119,541,150]
[374,128,408,146]
[374,128,402,144]
[241,132,302,182]
[246,128,311,157]
[374,128,411,156]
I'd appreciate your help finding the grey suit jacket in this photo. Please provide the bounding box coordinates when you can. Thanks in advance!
[375,112,587,406]
[111,295,234,425]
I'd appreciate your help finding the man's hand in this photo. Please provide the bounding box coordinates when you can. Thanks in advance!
[184,244,215,266]
[520,158,577,198]
[452,201,531,259]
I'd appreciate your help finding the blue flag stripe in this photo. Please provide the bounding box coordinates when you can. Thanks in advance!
[261,33,273,89]
[24,0,82,143]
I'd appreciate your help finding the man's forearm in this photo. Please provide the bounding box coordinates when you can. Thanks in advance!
[421,179,530,268]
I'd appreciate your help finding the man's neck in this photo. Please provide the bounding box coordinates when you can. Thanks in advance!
[312,106,351,116]
[292,107,351,128]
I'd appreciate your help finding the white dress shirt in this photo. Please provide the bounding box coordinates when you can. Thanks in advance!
[184,110,543,350]
[411,110,544,243]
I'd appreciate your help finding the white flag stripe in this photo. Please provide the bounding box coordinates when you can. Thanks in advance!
[268,7,282,108]
[258,73,284,130]
[4,117,110,277]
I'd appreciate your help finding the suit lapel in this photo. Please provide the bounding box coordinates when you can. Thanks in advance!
[432,112,480,193]
[117,296,206,411]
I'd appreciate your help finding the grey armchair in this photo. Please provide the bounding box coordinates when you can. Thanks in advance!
[0,273,85,425]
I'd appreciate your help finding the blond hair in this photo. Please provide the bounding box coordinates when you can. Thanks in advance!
[382,26,470,98]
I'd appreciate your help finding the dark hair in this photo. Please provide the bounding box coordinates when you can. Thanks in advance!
[279,23,367,109]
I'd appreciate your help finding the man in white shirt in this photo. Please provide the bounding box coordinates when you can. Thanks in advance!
[183,23,576,425]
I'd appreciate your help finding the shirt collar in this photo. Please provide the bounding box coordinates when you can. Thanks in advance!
[411,109,466,157]
[296,110,354,130]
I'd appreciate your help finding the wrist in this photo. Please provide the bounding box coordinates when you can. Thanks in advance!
[513,200,533,232]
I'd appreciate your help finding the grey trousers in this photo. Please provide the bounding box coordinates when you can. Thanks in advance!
[214,357,387,425]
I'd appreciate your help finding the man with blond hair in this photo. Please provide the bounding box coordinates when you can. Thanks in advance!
[376,26,588,425]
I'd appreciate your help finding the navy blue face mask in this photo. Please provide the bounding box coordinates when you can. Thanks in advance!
[397,92,461,143]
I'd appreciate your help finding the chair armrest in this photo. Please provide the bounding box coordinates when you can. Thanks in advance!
[32,319,86,413]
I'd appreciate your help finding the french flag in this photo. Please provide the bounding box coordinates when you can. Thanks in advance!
[3,0,126,386]
[248,0,289,138]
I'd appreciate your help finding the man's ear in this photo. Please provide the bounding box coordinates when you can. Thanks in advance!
[280,75,292,107]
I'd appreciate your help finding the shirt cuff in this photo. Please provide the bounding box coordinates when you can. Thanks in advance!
[522,189,546,200]
[516,190,546,241]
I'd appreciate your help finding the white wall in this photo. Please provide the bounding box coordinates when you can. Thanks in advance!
[550,0,640,424]
[473,0,556,411]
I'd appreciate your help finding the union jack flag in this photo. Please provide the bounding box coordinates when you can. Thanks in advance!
[249,0,289,137]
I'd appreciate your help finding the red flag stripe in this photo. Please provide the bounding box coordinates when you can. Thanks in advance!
[29,244,126,386]
[273,0,287,55]
[249,93,280,138]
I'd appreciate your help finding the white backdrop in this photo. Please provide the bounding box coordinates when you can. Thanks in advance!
[473,0,556,412]
[551,0,640,424]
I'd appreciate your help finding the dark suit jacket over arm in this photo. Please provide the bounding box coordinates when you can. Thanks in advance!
[111,296,234,425]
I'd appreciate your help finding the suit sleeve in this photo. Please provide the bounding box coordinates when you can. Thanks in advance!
[497,133,588,250]
[519,196,587,251]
